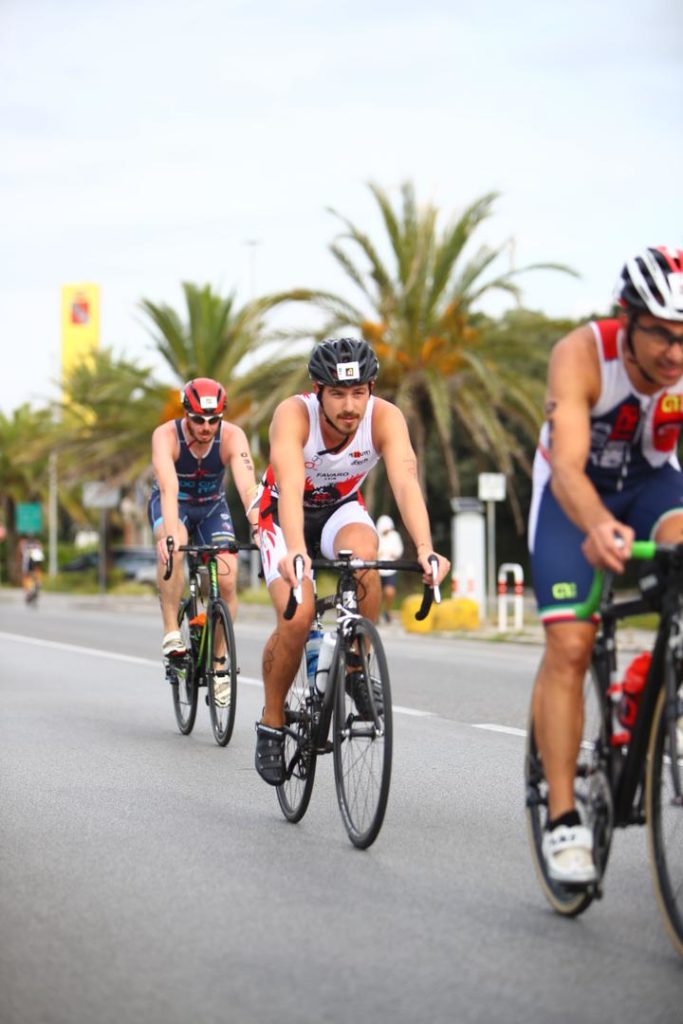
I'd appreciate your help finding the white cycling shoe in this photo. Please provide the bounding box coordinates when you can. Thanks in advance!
[542,823,597,885]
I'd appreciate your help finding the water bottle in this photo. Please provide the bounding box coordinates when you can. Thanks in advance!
[189,611,206,656]
[618,651,651,730]
[306,629,324,688]
[314,632,336,695]
[609,651,651,747]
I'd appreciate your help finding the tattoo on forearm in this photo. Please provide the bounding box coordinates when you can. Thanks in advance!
[240,452,254,471]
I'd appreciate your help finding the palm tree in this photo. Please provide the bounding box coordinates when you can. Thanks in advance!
[55,348,174,488]
[0,404,55,580]
[304,181,576,512]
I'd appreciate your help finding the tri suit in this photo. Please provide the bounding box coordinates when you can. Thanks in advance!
[147,419,236,545]
[257,392,381,584]
[529,319,683,623]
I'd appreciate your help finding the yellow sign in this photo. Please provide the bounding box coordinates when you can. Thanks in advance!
[61,283,100,389]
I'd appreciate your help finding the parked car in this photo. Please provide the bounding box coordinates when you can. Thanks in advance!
[61,546,157,581]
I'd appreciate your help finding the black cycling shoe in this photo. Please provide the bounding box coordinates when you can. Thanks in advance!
[345,670,383,720]
[254,723,286,786]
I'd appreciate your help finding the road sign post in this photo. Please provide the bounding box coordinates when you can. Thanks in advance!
[477,474,507,621]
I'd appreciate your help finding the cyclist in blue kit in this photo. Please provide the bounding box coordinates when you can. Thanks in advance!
[529,246,683,884]
[148,377,259,660]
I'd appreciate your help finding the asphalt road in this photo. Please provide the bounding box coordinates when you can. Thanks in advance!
[0,592,680,1024]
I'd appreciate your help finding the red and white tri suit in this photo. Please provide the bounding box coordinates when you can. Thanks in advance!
[257,392,381,584]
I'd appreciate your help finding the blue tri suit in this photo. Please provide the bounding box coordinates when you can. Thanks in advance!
[529,319,683,624]
[147,420,236,546]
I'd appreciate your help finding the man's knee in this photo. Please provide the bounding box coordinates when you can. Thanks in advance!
[543,624,595,678]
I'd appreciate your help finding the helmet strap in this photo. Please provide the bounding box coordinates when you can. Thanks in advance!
[625,314,657,386]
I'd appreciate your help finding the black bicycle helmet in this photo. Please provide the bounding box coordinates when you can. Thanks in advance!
[614,246,683,323]
[308,337,379,386]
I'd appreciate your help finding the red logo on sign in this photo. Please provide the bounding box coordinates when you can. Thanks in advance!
[71,297,90,325]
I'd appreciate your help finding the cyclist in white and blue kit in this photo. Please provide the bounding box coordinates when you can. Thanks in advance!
[529,246,683,884]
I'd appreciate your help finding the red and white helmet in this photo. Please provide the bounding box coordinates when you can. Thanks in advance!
[614,246,683,322]
[180,378,226,416]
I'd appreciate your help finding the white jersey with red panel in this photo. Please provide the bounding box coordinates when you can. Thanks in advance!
[263,392,381,510]
[534,319,683,496]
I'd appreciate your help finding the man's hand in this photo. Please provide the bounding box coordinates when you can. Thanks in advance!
[417,549,451,586]
[581,520,634,573]
[277,550,312,589]
[157,533,180,568]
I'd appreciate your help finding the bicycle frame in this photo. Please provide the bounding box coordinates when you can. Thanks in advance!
[303,553,437,740]
[589,548,683,827]
[181,551,226,672]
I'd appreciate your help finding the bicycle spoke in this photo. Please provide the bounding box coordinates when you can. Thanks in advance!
[171,603,198,735]
[333,619,392,849]
[207,601,237,747]
[277,653,317,822]
[647,683,683,955]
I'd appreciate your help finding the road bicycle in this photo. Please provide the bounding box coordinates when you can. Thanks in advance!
[24,571,40,606]
[163,538,254,747]
[277,550,439,849]
[525,540,683,956]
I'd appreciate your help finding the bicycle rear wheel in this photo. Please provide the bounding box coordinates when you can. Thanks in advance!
[333,618,392,849]
[277,652,318,822]
[171,601,199,735]
[646,679,683,956]
[207,600,237,747]
[525,663,611,915]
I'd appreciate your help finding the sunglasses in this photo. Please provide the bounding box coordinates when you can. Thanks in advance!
[637,322,683,348]
[188,413,222,425]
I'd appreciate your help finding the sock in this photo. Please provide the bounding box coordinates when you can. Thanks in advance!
[548,810,581,832]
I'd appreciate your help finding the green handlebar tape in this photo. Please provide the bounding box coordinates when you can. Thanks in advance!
[574,540,657,618]
[631,540,656,560]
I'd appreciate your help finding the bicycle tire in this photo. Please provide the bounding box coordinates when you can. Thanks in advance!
[525,663,612,915]
[333,617,392,849]
[277,650,318,822]
[645,679,683,956]
[207,600,237,747]
[171,600,199,735]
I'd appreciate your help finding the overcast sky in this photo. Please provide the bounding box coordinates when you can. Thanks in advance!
[1,0,681,414]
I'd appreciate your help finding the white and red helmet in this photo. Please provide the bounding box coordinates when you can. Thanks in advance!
[614,246,683,322]
[180,378,226,416]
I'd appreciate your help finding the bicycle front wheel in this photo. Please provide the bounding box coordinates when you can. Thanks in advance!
[277,651,318,822]
[207,600,237,747]
[646,679,683,956]
[333,618,392,849]
[525,663,611,916]
[172,601,199,735]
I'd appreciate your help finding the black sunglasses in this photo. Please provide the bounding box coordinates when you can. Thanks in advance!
[636,322,683,347]
[189,413,221,425]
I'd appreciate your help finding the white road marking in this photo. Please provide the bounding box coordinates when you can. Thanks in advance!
[472,723,527,737]
[0,631,511,727]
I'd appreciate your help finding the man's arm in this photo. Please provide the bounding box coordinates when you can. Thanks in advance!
[269,398,311,585]
[223,425,260,539]
[151,422,181,563]
[546,325,633,570]
[373,400,450,584]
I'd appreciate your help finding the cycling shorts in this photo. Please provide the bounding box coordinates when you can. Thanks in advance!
[529,463,683,624]
[147,493,236,548]
[258,494,376,586]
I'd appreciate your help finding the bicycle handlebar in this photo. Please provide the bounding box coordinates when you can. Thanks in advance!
[162,536,259,582]
[575,539,663,619]
[282,553,441,622]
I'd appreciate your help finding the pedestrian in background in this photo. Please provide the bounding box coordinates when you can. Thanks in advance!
[377,514,404,623]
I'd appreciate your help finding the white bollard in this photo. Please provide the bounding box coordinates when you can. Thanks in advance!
[497,562,524,631]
